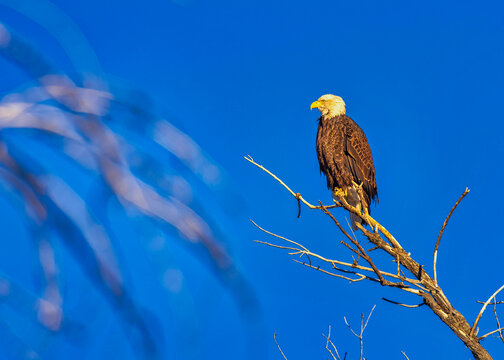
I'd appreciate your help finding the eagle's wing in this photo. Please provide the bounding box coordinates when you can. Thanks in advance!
[343,121,378,204]
[317,120,346,191]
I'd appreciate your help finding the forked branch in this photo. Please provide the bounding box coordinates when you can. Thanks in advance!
[248,156,498,360]
[344,305,376,360]
[472,284,504,337]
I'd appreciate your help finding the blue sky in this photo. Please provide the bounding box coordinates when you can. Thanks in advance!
[0,0,503,359]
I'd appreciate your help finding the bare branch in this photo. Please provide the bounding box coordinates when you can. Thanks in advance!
[382,297,425,308]
[247,156,495,360]
[476,298,504,343]
[471,284,504,337]
[252,220,422,288]
[343,316,360,338]
[362,305,376,332]
[273,332,288,360]
[493,299,504,344]
[479,328,504,341]
[323,325,342,360]
[433,188,470,285]
[477,301,504,305]
[344,215,360,244]
[246,155,404,251]
[317,201,355,245]
[253,240,303,254]
[293,260,374,283]
[244,155,336,210]
[343,305,375,360]
[401,351,410,360]
[320,203,405,288]
[250,220,309,252]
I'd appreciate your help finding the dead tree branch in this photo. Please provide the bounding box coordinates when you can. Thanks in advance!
[343,305,375,360]
[382,297,425,308]
[273,332,288,360]
[275,309,374,360]
[248,156,499,360]
[492,299,504,344]
[433,188,470,285]
[472,284,504,337]
[323,325,342,360]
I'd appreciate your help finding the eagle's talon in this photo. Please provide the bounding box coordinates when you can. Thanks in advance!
[333,187,348,198]
[352,181,363,189]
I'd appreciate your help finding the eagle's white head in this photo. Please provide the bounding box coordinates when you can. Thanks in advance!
[310,94,346,118]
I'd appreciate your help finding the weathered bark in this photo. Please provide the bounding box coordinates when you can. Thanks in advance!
[247,157,497,359]
[359,226,492,360]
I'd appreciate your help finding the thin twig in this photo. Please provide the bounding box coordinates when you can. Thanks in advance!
[471,283,504,337]
[382,297,425,308]
[477,297,504,343]
[479,327,504,341]
[244,156,336,209]
[318,202,356,245]
[253,220,422,287]
[433,188,470,285]
[401,351,410,360]
[253,240,304,254]
[477,301,504,305]
[293,260,374,283]
[323,325,341,360]
[395,254,400,277]
[250,220,309,252]
[320,203,404,288]
[344,215,359,244]
[493,297,504,343]
[273,332,288,360]
[343,305,375,360]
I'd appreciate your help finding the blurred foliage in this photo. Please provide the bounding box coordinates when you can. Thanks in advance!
[0,9,257,360]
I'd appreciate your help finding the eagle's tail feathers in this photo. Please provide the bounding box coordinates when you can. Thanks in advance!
[345,186,364,230]
[350,202,363,231]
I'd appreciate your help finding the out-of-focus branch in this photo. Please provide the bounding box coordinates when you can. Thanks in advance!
[0,20,262,358]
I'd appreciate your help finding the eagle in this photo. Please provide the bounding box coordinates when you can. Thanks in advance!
[310,94,378,229]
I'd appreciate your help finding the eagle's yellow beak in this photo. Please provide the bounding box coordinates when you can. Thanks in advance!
[310,100,321,110]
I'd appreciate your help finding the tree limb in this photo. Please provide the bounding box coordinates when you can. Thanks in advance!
[247,156,496,360]
[433,188,470,285]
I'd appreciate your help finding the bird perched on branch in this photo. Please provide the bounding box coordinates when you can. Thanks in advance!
[311,94,378,229]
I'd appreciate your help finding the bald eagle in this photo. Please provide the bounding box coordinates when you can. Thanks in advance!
[310,94,378,229]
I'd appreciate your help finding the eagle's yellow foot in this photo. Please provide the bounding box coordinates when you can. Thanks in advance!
[333,187,347,198]
[352,181,363,189]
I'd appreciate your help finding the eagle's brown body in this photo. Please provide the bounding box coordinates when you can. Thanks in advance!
[316,114,378,220]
